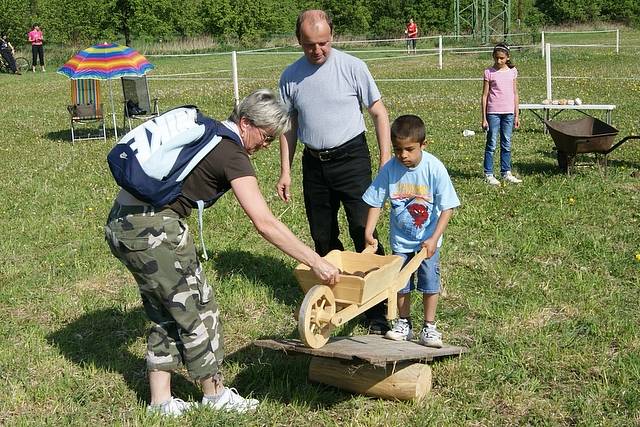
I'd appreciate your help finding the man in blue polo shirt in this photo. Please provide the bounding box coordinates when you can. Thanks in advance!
[277,9,392,333]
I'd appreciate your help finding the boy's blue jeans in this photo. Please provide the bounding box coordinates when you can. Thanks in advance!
[394,249,441,295]
[484,113,514,175]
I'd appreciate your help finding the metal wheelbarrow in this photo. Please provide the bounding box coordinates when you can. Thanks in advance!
[544,116,640,174]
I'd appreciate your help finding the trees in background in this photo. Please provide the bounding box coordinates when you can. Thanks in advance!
[0,0,637,47]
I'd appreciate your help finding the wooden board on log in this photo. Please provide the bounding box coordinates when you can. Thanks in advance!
[254,335,467,365]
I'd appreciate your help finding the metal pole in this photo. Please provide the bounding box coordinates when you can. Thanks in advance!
[545,43,552,101]
[505,0,511,42]
[541,31,545,57]
[483,0,489,44]
[232,51,239,106]
[616,29,619,54]
[438,35,443,70]
[454,0,460,39]
[109,80,118,140]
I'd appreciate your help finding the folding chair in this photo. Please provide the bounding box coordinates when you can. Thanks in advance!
[67,79,107,143]
[121,76,159,131]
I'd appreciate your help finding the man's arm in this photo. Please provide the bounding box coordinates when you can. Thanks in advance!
[276,113,298,202]
[367,99,391,169]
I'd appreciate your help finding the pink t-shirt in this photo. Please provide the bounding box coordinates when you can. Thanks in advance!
[484,66,517,114]
[28,30,43,46]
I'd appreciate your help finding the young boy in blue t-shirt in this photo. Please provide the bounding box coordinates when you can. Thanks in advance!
[363,115,460,347]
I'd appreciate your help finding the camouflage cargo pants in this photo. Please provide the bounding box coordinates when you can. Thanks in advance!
[105,202,223,380]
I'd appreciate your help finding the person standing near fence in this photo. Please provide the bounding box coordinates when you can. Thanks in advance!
[0,34,21,75]
[277,9,392,334]
[405,18,418,55]
[480,43,522,186]
[28,25,44,72]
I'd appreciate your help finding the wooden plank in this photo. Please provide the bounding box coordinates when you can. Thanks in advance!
[254,335,467,365]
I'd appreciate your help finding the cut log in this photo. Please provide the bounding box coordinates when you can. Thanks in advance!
[308,356,432,401]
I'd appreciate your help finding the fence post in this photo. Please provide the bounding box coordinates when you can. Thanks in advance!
[616,29,619,54]
[438,35,443,70]
[232,51,239,106]
[545,43,552,101]
[541,31,545,58]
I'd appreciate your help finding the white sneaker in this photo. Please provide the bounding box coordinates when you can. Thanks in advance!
[502,171,522,184]
[202,387,259,413]
[485,174,501,186]
[385,318,413,341]
[419,323,443,348]
[147,397,195,416]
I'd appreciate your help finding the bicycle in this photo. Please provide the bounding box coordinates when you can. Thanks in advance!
[0,54,29,73]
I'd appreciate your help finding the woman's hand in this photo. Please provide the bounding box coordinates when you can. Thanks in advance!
[311,259,340,286]
[482,119,489,131]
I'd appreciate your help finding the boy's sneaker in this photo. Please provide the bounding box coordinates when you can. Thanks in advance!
[419,323,443,348]
[502,171,522,184]
[202,387,259,413]
[385,318,413,341]
[485,174,501,186]
[147,397,195,417]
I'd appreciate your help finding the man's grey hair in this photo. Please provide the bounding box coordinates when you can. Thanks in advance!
[229,89,290,135]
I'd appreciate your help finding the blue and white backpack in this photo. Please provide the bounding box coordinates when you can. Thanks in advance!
[107,106,243,259]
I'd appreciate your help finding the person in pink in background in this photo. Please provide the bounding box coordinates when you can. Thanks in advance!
[28,24,45,72]
[480,43,522,186]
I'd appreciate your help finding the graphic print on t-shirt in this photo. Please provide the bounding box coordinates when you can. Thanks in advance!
[390,182,433,240]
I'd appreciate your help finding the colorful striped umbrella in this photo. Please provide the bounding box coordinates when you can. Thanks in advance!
[57,42,154,80]
[58,43,154,139]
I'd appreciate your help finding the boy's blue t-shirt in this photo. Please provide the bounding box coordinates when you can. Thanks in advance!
[363,151,460,253]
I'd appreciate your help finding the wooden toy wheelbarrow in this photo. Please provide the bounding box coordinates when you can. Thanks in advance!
[294,246,427,348]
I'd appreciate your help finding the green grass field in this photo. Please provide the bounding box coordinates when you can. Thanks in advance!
[1,29,639,425]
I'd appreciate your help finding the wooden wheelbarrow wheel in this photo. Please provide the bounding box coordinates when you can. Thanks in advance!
[298,285,336,348]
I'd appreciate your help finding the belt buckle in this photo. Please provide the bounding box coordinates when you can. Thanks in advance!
[318,150,332,161]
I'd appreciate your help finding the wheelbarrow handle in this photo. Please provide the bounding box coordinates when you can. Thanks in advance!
[394,248,428,291]
[362,244,377,254]
[606,135,640,154]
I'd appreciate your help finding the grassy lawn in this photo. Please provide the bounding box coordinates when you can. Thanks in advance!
[1,29,639,425]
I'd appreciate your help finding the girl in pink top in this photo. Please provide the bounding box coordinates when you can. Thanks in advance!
[480,43,521,185]
[28,25,45,72]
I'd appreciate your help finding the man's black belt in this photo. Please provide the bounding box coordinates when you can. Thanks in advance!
[304,132,365,162]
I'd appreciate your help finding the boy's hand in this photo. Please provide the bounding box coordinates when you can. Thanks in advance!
[421,237,438,259]
[364,236,378,252]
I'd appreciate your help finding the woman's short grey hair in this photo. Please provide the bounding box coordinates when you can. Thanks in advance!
[229,89,290,135]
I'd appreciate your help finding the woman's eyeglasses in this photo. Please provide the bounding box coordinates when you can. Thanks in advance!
[257,127,276,144]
